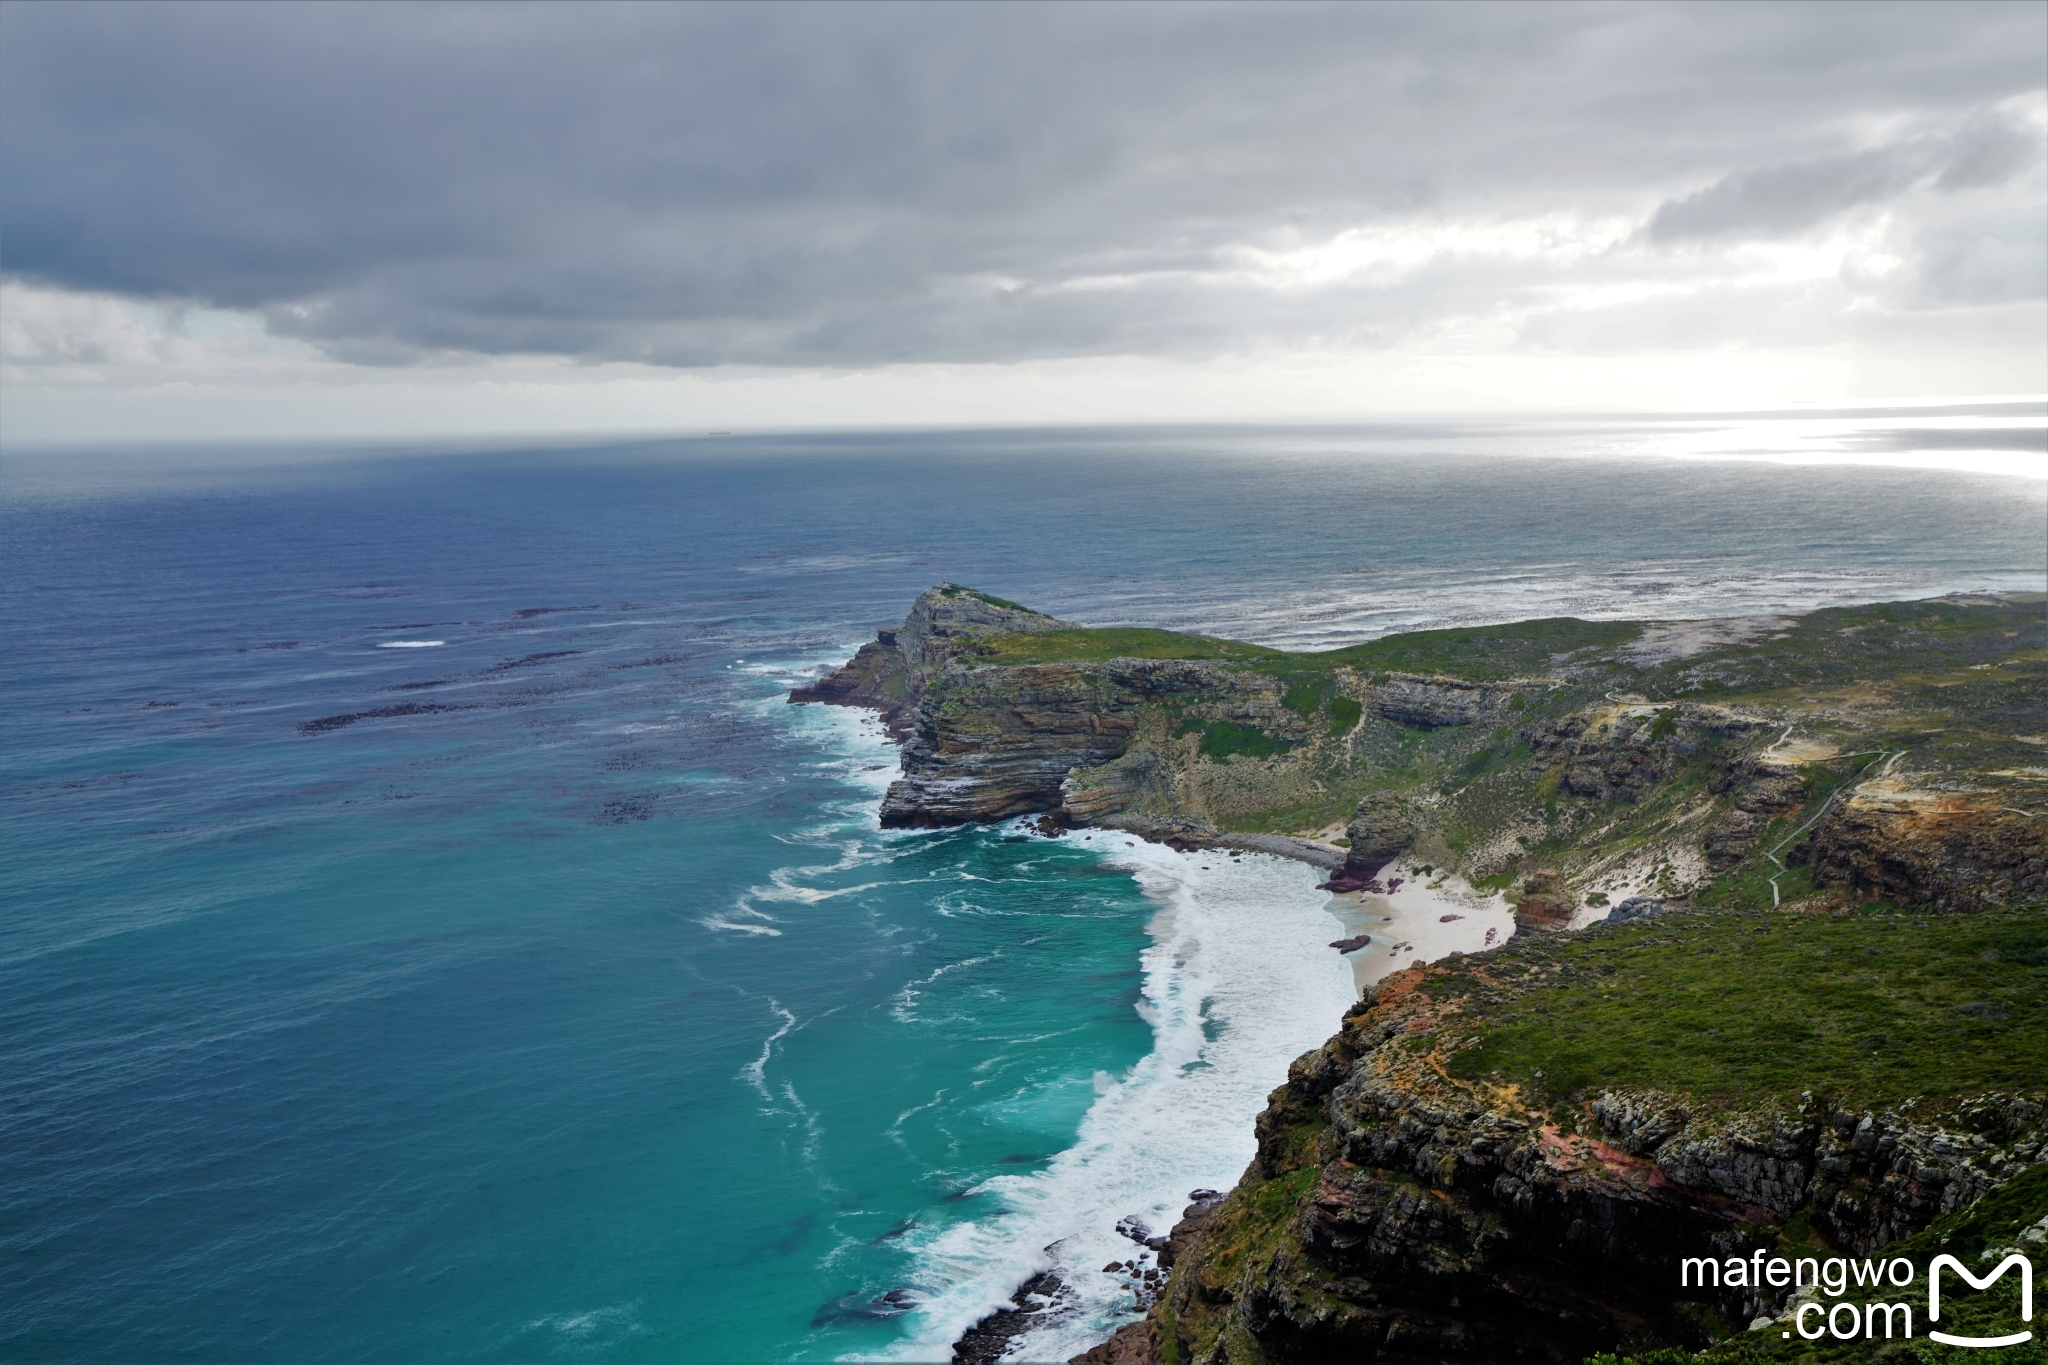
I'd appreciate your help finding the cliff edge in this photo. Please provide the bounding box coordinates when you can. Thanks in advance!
[791,587,2048,1362]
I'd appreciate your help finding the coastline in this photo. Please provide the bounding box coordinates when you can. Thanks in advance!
[793,583,2046,1363]
[783,624,1529,1364]
[885,832,1358,1365]
[771,671,1379,1365]
[926,831,1514,1364]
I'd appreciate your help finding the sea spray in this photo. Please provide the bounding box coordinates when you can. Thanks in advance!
[877,841,1359,1363]
[774,663,1489,1363]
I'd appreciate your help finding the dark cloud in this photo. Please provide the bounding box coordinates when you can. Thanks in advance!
[1644,115,2038,242]
[3,0,2042,366]
[1645,148,1918,242]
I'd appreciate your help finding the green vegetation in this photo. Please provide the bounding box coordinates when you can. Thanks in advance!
[972,626,1282,665]
[970,613,1652,681]
[936,585,1043,614]
[1639,596,2047,703]
[1282,675,1333,718]
[1197,719,1294,761]
[1194,1166,1318,1284]
[1435,906,2048,1111]
[910,589,2047,1365]
[1280,672,1363,733]
[1313,617,1645,682]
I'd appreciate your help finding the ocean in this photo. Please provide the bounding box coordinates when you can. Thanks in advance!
[2,416,2043,1363]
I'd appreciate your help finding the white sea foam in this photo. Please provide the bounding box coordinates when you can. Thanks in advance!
[750,880,884,905]
[754,646,905,808]
[702,916,783,937]
[890,955,995,1024]
[377,639,444,648]
[516,1302,645,1351]
[741,1000,798,1100]
[707,671,909,944]
[869,836,1360,1363]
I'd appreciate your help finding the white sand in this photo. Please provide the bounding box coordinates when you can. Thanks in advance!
[1322,860,1516,992]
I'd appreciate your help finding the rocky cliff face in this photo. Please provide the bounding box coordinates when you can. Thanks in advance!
[790,585,1072,739]
[1101,956,2047,1365]
[878,658,1274,828]
[808,591,2047,924]
[790,588,2048,1365]
[1323,794,1417,892]
[1512,868,1575,930]
[788,628,915,734]
[898,585,1070,690]
[1369,676,1517,730]
[1523,704,1773,807]
[1803,784,2047,912]
[878,659,1149,828]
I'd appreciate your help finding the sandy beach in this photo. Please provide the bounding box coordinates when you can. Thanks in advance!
[1320,860,1517,992]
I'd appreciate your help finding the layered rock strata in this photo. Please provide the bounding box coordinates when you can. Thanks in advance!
[1369,676,1518,730]
[1089,963,2047,1365]
[1511,867,1574,931]
[879,658,1278,828]
[787,588,2048,1365]
[788,628,914,734]
[1803,788,2047,913]
[790,585,1072,739]
[1523,704,1773,806]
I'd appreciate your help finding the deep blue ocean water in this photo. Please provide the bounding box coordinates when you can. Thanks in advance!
[3,421,2043,1363]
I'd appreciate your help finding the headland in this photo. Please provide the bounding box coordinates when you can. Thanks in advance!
[793,584,2048,1364]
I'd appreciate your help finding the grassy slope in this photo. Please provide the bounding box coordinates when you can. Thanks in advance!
[960,597,2048,1072]
[970,626,1282,665]
[1428,905,2048,1111]
[971,595,2042,687]
[971,616,1638,679]
[966,594,2044,851]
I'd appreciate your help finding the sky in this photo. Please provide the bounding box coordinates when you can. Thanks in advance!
[2,0,2045,445]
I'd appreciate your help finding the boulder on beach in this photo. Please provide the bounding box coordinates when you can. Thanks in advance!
[1513,867,1575,931]
[1321,793,1418,891]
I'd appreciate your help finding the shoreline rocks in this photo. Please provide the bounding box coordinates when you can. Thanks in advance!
[1321,793,1418,891]
[1118,971,2048,1364]
[950,1270,1076,1365]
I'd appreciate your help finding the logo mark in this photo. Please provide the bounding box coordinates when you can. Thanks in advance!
[1929,1253,2034,1349]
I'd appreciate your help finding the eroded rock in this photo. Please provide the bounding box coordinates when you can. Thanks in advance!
[1324,793,1419,891]
[1513,868,1574,931]
[1803,788,2046,912]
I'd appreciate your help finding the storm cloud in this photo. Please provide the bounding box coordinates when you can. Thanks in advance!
[3,0,2043,369]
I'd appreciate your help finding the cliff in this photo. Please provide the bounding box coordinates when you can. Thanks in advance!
[1110,903,2045,1363]
[790,587,2048,1362]
[789,585,1070,738]
[797,587,2045,919]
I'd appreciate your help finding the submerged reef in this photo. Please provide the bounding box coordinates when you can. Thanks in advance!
[793,586,2048,1363]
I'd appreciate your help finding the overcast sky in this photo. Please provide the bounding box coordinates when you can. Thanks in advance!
[2,0,2044,443]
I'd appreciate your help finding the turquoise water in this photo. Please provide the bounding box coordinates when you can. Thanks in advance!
[2,422,2042,1363]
